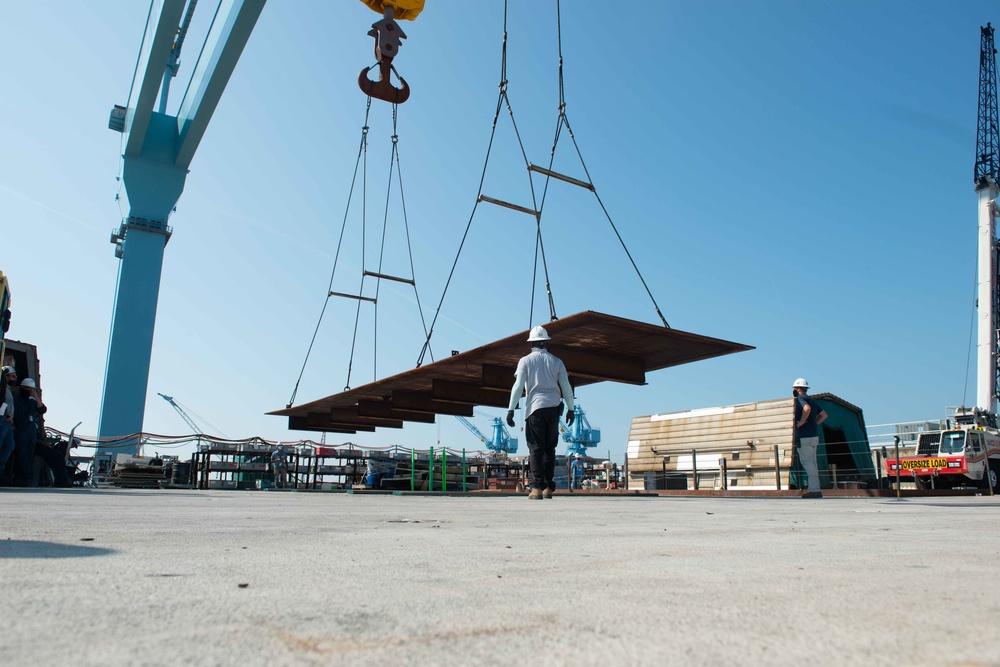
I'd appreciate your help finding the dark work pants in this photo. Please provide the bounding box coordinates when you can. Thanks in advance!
[0,421,13,473]
[526,406,561,490]
[14,425,37,481]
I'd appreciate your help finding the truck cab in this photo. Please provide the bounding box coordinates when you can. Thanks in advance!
[886,422,1000,491]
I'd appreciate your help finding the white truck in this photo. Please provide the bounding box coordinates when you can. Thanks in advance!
[885,409,1000,491]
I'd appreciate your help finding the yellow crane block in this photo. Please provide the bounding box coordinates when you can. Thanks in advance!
[359,0,424,21]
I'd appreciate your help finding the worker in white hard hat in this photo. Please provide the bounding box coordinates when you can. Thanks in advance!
[11,377,45,485]
[792,378,827,499]
[507,325,575,500]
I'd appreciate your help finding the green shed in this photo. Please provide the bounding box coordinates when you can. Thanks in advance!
[626,393,876,490]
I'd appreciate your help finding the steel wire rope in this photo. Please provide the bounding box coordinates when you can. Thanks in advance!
[172,398,230,439]
[286,98,372,407]
[416,0,552,364]
[389,104,435,364]
[562,115,670,328]
[528,118,567,325]
[415,19,510,367]
[369,108,404,380]
[543,0,670,328]
[528,0,572,327]
[529,109,563,326]
[498,89,555,326]
[350,103,433,385]
[344,119,371,392]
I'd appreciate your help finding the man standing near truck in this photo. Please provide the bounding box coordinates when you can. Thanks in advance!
[793,378,828,499]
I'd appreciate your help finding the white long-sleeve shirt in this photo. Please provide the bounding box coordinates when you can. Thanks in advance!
[507,348,574,417]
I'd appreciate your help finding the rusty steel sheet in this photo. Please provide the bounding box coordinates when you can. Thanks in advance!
[272,311,753,433]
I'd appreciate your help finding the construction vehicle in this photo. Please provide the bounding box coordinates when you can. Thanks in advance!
[885,25,1000,493]
[886,409,1000,490]
[559,404,600,457]
[455,414,518,454]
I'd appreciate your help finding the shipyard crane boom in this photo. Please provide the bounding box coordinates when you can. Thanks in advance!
[455,415,518,454]
[157,392,229,438]
[157,393,200,434]
[975,22,1000,415]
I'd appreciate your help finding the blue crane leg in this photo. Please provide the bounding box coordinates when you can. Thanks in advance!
[98,118,186,456]
[97,227,169,456]
[97,0,265,459]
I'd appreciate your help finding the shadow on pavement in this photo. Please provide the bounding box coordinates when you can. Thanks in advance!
[0,540,117,559]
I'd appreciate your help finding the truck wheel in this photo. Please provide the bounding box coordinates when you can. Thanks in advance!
[987,461,1000,493]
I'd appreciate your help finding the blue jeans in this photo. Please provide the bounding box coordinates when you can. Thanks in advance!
[0,420,13,472]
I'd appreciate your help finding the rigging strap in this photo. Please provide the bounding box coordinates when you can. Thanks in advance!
[417,0,558,365]
[287,98,372,407]
[540,0,670,328]
[287,97,432,406]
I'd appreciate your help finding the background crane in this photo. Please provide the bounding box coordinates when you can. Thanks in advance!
[157,392,228,438]
[975,22,1000,414]
[454,414,517,453]
[559,404,600,457]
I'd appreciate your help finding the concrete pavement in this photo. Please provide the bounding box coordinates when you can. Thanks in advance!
[2,489,999,666]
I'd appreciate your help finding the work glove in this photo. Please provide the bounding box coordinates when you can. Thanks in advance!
[506,410,515,427]
[566,409,575,427]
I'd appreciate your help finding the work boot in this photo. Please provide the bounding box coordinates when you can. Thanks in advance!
[528,488,543,500]
[542,488,553,499]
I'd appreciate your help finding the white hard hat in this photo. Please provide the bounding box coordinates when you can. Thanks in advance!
[2,366,14,376]
[527,325,551,342]
[792,378,809,389]
[574,453,582,458]
[20,378,35,389]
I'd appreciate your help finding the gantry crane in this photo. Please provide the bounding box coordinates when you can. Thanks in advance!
[455,415,518,454]
[559,404,600,457]
[99,0,267,456]
[99,1,423,456]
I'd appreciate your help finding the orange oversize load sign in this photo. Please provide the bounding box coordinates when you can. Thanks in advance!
[899,458,948,470]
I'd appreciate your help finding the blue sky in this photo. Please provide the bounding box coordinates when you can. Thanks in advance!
[1,1,996,460]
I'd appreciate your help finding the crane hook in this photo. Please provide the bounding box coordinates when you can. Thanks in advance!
[358,59,410,104]
[359,7,410,103]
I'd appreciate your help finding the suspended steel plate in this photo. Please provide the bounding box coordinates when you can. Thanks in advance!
[271,311,753,433]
